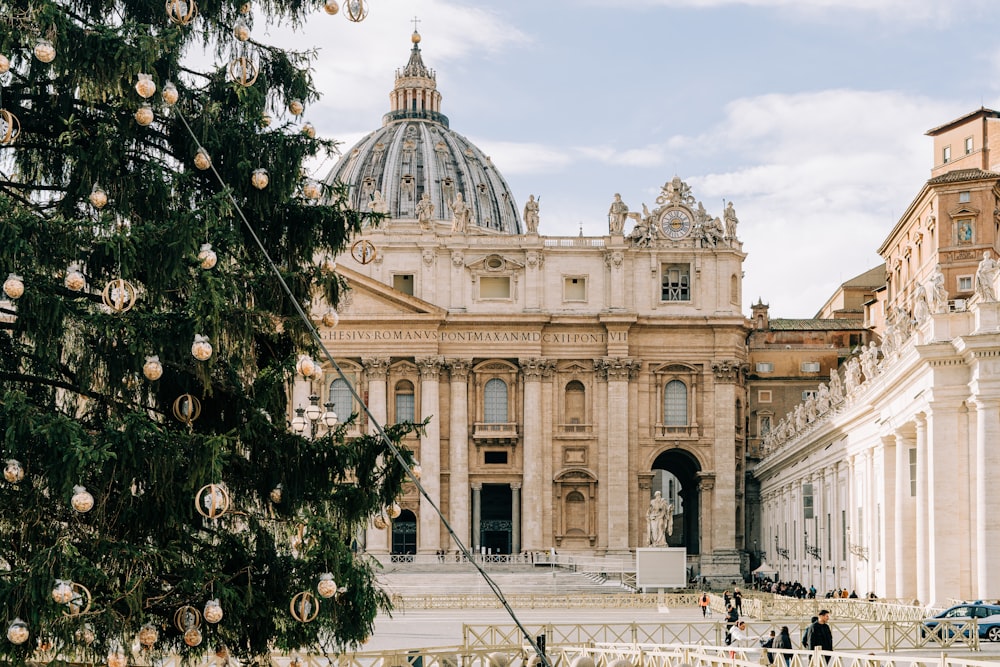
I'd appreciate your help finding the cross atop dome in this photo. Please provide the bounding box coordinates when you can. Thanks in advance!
[385,24,448,127]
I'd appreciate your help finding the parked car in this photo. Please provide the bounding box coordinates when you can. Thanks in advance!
[922,603,1000,642]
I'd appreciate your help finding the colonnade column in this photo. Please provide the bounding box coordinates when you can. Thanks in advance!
[471,483,482,552]
[915,413,928,605]
[926,404,962,605]
[604,358,636,552]
[879,436,896,598]
[511,483,522,556]
[707,360,744,579]
[594,360,610,551]
[519,358,547,550]
[362,356,390,553]
[416,356,443,554]
[976,398,1000,599]
[447,359,472,550]
[893,428,914,599]
[698,473,715,556]
[864,447,876,596]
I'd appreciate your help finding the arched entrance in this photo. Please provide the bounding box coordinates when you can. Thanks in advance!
[391,509,417,555]
[650,449,701,554]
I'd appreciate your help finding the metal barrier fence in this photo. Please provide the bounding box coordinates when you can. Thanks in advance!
[393,594,701,611]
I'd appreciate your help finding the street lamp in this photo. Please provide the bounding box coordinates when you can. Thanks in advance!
[291,395,339,439]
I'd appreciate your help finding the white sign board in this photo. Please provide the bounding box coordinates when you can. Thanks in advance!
[636,547,687,590]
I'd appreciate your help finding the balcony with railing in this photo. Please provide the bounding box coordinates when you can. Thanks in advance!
[653,423,699,439]
[472,422,519,444]
[556,422,593,437]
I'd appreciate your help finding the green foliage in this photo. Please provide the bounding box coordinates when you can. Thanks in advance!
[0,1,411,664]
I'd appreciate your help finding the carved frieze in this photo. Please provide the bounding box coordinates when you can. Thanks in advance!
[520,357,555,380]
[712,359,748,383]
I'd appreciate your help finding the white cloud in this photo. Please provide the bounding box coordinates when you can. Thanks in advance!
[611,0,959,22]
[473,140,574,174]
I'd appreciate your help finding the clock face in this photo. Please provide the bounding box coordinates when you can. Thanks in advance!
[660,208,692,239]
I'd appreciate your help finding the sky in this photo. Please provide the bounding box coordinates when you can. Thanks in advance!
[256,0,1000,318]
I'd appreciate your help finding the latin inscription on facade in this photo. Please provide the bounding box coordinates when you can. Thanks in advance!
[321,329,628,344]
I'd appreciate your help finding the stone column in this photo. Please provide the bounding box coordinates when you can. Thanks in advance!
[511,482,522,556]
[926,404,962,605]
[893,428,914,599]
[448,359,472,550]
[976,398,1000,599]
[604,357,637,552]
[915,413,928,605]
[706,360,745,580]
[471,482,482,552]
[864,447,876,596]
[541,363,556,548]
[593,360,610,551]
[698,473,715,556]
[519,358,548,550]
[880,435,897,598]
[416,357,443,554]
[362,356,390,553]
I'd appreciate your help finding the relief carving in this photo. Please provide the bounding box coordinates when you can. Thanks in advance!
[362,356,390,380]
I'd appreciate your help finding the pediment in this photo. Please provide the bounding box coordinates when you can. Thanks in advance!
[947,204,980,218]
[332,266,447,319]
[466,253,525,272]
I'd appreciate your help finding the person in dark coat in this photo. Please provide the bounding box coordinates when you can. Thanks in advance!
[808,610,833,662]
[775,626,793,666]
[725,604,739,645]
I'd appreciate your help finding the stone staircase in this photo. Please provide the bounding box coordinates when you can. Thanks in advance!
[376,564,633,597]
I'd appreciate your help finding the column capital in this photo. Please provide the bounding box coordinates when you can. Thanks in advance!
[471,482,483,491]
[447,358,473,380]
[697,471,716,491]
[712,359,749,383]
[510,482,522,491]
[519,357,554,380]
[361,356,390,380]
[416,356,445,379]
[602,357,641,381]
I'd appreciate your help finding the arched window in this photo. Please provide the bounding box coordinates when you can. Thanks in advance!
[664,380,687,426]
[394,380,415,424]
[564,380,586,425]
[484,378,508,423]
[329,378,353,423]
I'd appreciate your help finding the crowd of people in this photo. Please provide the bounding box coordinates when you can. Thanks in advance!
[750,575,877,601]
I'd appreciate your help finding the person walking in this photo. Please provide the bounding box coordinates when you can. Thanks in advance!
[775,626,793,666]
[801,616,817,648]
[699,592,710,617]
[808,610,833,663]
[734,588,743,615]
[760,629,776,665]
[725,603,739,645]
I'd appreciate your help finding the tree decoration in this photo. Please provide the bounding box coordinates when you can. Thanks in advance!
[301,122,316,138]
[3,459,24,484]
[173,606,201,633]
[387,502,402,519]
[52,579,74,604]
[288,99,304,116]
[75,625,95,646]
[162,80,179,105]
[71,486,94,513]
[135,73,156,99]
[229,55,259,87]
[184,627,203,647]
[143,355,163,381]
[344,0,368,22]
[64,582,92,615]
[135,104,154,126]
[251,168,269,190]
[269,484,282,504]
[166,0,198,25]
[193,147,211,170]
[324,0,340,15]
[34,39,56,63]
[172,393,202,424]
[233,16,251,41]
[203,599,224,624]
[0,109,20,145]
[191,334,213,361]
[3,273,24,299]
[412,463,422,479]
[320,255,337,274]
[107,649,127,667]
[372,512,387,530]
[296,354,317,378]
[0,54,9,74]
[289,592,319,623]
[197,243,218,269]
[317,573,337,599]
[303,181,321,200]
[64,264,86,291]
[6,619,29,645]
[89,183,108,209]
[138,623,159,648]
[195,483,230,519]
[101,278,137,312]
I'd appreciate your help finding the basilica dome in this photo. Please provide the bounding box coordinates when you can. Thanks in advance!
[325,32,523,234]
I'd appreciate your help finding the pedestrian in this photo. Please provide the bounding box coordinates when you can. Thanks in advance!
[699,592,710,617]
[775,626,793,666]
[727,620,758,659]
[801,616,817,648]
[808,609,833,663]
[725,603,739,645]
[760,629,776,665]
[734,588,743,615]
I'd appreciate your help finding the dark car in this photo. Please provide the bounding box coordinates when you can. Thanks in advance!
[922,603,1000,642]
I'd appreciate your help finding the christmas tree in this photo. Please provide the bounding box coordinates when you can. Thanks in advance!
[0,0,415,663]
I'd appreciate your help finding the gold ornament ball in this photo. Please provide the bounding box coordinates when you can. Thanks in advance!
[7,619,29,645]
[251,168,269,190]
[303,182,321,200]
[107,651,127,667]
[387,502,402,519]
[4,459,24,484]
[3,273,24,300]
[411,463,422,480]
[135,104,154,127]
[166,0,198,25]
[233,17,250,41]
[296,355,317,378]
[198,243,218,269]
[0,54,9,74]
[65,267,86,292]
[321,309,339,328]
[52,579,74,604]
[172,394,202,424]
[196,483,229,519]
[372,513,388,530]
[34,39,56,63]
[143,355,163,381]
[72,486,95,513]
[320,255,337,273]
[138,623,158,648]
[324,0,339,14]
[89,183,108,209]
[135,73,157,99]
[289,591,319,623]
[269,485,282,504]
[183,627,203,647]
[317,573,337,599]
[194,148,211,170]
[288,99,304,116]
[162,81,179,105]
[203,599,224,624]
[191,334,213,361]
[301,122,316,139]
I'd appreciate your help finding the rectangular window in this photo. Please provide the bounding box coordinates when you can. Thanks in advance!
[965,137,974,155]
[563,276,587,302]
[756,362,774,373]
[802,390,817,401]
[395,392,415,423]
[943,145,951,163]
[758,390,772,403]
[393,274,414,295]
[959,276,973,291]
[479,276,511,299]
[484,451,508,465]
[909,447,917,497]
[801,361,821,373]
[661,264,690,301]
[959,191,971,203]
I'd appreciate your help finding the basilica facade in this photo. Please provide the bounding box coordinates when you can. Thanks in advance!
[300,31,751,583]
